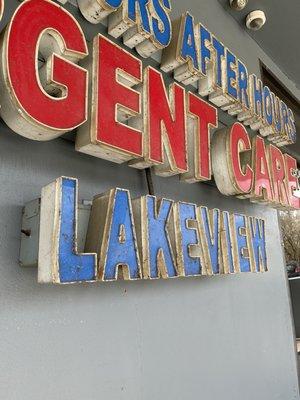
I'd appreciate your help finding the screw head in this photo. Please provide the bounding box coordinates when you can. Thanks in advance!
[230,0,248,11]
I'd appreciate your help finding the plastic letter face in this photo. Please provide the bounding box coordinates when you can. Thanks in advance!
[0,0,88,140]
[199,207,221,275]
[233,214,251,273]
[180,13,199,71]
[200,25,211,76]
[178,202,202,276]
[230,123,253,194]
[37,177,270,284]
[103,189,142,281]
[145,196,178,279]
[249,218,267,272]
[38,177,97,284]
[76,35,142,163]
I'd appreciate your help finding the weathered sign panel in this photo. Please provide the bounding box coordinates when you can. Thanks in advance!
[0,0,296,284]
[0,0,297,212]
[37,175,267,284]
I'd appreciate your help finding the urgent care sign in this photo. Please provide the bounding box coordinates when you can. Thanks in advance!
[0,0,298,210]
[3,0,296,285]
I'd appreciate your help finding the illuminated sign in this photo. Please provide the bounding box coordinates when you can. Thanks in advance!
[0,0,298,210]
[37,175,267,284]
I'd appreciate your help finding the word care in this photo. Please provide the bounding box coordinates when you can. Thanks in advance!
[0,1,298,211]
[38,176,267,284]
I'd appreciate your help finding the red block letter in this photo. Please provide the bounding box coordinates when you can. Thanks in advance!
[182,92,217,183]
[211,123,252,197]
[252,136,273,203]
[230,123,253,194]
[268,145,289,207]
[0,0,88,140]
[138,66,187,176]
[77,35,142,163]
[284,154,300,209]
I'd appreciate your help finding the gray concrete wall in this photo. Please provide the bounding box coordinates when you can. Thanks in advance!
[0,1,299,400]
